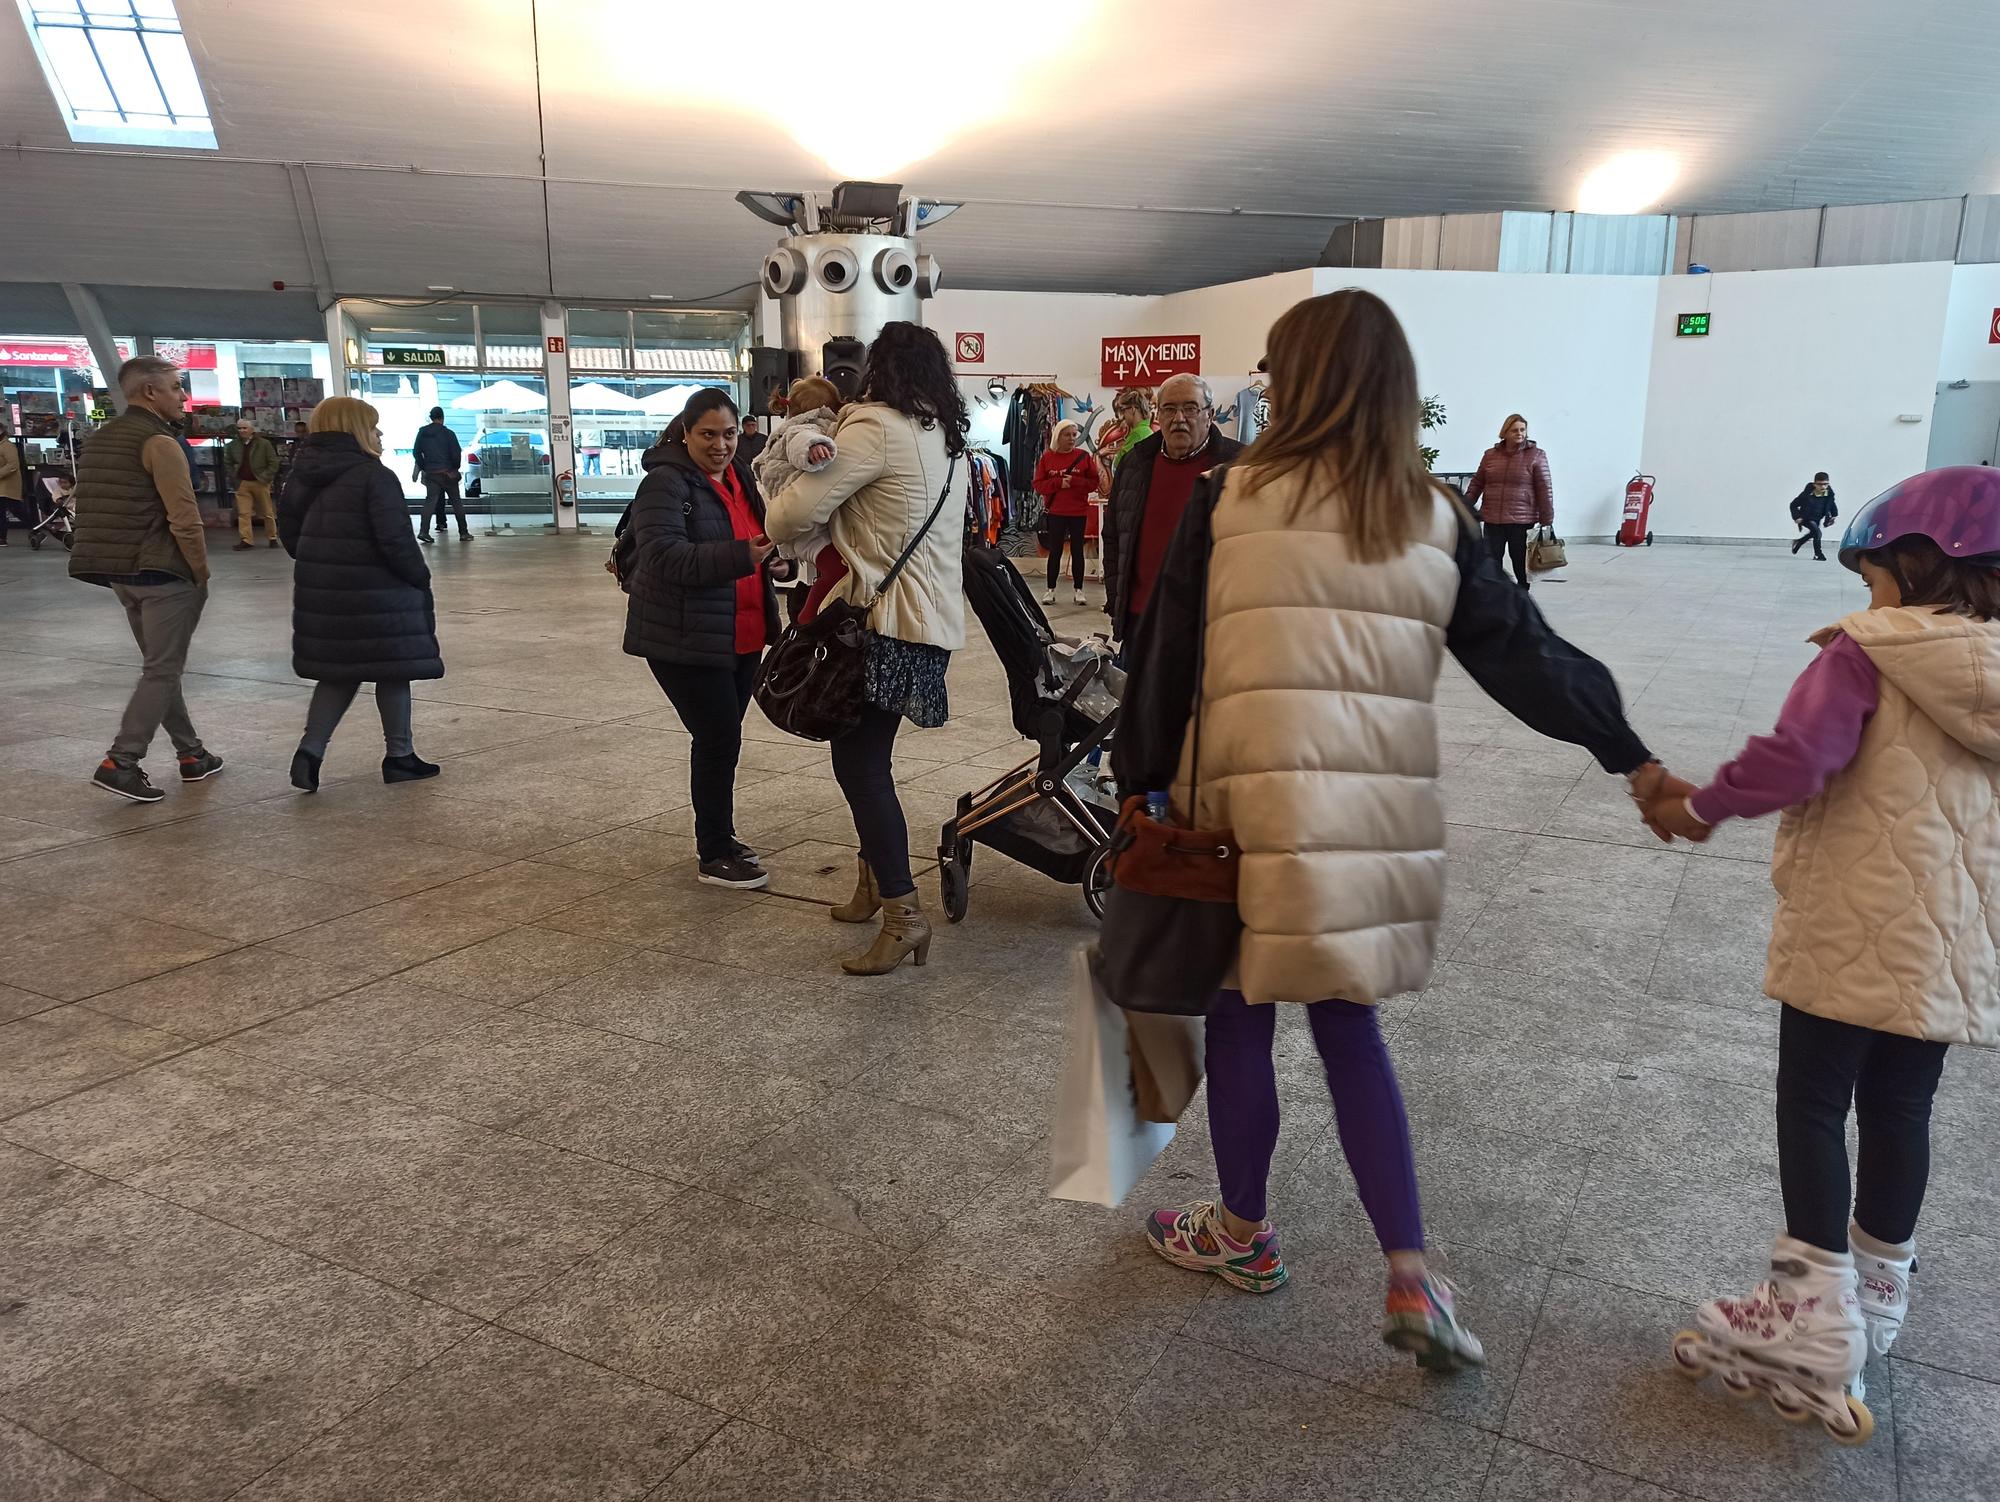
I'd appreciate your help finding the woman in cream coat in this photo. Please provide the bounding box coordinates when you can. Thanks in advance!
[766,322,968,975]
[1115,289,1665,1369]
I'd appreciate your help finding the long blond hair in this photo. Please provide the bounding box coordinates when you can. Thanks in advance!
[307,396,383,456]
[1240,290,1461,564]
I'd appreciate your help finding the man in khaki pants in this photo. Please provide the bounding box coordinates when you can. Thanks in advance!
[225,417,280,550]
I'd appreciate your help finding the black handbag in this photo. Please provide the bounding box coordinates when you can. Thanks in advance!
[755,458,956,742]
[1091,478,1241,1016]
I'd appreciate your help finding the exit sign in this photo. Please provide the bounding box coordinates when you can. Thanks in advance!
[1676,312,1711,338]
[381,347,446,367]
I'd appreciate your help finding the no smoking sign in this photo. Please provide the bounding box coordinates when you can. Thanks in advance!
[955,332,985,363]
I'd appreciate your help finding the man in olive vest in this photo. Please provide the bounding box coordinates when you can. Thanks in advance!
[69,356,223,803]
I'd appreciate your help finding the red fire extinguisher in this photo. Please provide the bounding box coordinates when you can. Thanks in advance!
[1618,474,1656,547]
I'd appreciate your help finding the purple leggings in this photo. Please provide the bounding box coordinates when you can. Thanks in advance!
[1206,990,1424,1251]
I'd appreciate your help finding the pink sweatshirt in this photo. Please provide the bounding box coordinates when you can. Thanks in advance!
[1689,634,1880,826]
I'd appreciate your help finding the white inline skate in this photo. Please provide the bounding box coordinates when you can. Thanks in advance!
[1671,1235,1873,1445]
[1846,1220,1916,1402]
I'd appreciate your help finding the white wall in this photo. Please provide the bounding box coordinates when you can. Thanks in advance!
[1315,268,1658,536]
[922,287,1147,449]
[1938,264,2000,382]
[1640,262,1953,539]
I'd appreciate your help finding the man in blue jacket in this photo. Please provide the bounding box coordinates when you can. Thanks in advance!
[1789,471,1837,560]
[411,407,467,544]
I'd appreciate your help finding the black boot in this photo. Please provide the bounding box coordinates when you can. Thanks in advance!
[383,752,441,784]
[290,747,322,793]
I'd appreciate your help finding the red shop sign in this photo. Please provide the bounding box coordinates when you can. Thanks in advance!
[1989,308,2000,345]
[1100,335,1201,387]
[0,338,215,371]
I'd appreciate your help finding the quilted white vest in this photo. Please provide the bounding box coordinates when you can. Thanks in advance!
[1175,466,1463,1005]
[1765,606,2000,1047]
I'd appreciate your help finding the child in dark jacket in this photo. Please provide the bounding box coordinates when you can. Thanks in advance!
[1790,471,1838,559]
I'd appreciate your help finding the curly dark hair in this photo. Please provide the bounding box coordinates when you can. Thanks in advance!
[859,321,969,459]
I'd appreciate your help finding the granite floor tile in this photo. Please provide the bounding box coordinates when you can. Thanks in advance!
[1479,1441,1684,1501]
[0,1144,472,1502]
[654,1422,918,1502]
[698,1089,1033,1250]
[1891,1360,2000,1502]
[256,898,514,979]
[0,916,237,1003]
[1557,1155,1787,1302]
[80,946,372,1040]
[1888,1227,2000,1383]
[535,872,767,947]
[504,1192,893,1411]
[747,1264,1177,1502]
[533,825,704,879]
[0,813,89,859]
[524,950,942,1086]
[1592,1066,1778,1187]
[0,981,63,1023]
[0,1005,191,1118]
[845,1012,1065,1136]
[127,1090,674,1318]
[414,858,625,922]
[1391,1026,1626,1151]
[131,866,384,944]
[233,1328,721,1502]
[397,924,637,1004]
[1503,1272,1896,1502]
[1068,1337,1495,1501]
[0,1418,154,1502]
[219,977,506,1083]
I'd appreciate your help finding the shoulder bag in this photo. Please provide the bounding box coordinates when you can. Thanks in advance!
[755,456,956,742]
[1527,524,1567,572]
[1090,477,1241,1017]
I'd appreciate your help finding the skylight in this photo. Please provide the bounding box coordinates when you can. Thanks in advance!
[15,0,217,149]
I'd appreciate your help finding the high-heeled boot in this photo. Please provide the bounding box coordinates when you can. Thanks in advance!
[840,893,931,975]
[830,855,881,924]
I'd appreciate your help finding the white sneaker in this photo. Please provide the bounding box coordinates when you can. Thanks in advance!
[1041,588,1056,605]
[1074,589,1088,605]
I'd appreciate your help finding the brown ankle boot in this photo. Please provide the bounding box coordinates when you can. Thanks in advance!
[829,854,881,923]
[840,893,931,975]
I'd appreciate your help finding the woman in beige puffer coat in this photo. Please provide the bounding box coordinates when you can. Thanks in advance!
[1114,289,1659,1372]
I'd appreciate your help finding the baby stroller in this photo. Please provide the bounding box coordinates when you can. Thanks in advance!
[938,543,1122,923]
[26,477,76,551]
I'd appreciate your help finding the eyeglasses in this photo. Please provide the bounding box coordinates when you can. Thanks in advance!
[1158,402,1211,419]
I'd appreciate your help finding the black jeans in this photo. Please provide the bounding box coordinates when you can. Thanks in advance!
[1776,1003,1950,1253]
[0,498,32,542]
[1046,514,1088,590]
[423,470,468,537]
[830,704,914,899]
[1792,522,1825,559]
[1484,522,1531,586]
[649,654,759,862]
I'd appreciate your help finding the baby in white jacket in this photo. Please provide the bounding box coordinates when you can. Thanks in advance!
[751,376,843,575]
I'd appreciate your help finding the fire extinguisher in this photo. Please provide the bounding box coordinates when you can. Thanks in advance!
[556,470,576,509]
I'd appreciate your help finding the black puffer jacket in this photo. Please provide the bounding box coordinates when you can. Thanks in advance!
[621,441,779,667]
[278,433,442,682]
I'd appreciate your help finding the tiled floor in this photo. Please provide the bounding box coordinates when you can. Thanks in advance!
[1,532,1994,1501]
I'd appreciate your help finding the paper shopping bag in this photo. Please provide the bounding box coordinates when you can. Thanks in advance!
[1127,1009,1203,1123]
[1048,949,1178,1207]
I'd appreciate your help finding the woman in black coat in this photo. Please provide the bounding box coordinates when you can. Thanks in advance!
[279,396,443,792]
[620,387,780,890]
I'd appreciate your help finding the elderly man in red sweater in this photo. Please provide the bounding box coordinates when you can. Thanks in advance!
[1102,373,1244,644]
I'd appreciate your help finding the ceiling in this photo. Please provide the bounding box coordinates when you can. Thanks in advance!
[3,0,1998,337]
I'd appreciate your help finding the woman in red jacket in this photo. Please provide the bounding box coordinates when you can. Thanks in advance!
[1033,420,1103,606]
[1463,413,1553,589]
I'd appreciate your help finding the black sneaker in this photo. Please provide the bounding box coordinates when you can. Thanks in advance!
[418,533,434,544]
[177,748,225,782]
[697,854,769,890]
[724,839,765,869]
[93,760,163,802]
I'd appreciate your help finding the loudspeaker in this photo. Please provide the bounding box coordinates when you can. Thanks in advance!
[822,337,866,402]
[748,346,798,416]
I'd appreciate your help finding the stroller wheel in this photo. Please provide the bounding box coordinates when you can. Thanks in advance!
[28,531,41,551]
[1083,844,1113,921]
[940,858,969,924]
[57,529,74,552]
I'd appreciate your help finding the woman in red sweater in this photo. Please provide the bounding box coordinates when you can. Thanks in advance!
[1033,420,1102,606]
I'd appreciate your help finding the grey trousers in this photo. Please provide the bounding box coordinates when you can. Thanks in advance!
[109,578,207,765]
[301,680,414,759]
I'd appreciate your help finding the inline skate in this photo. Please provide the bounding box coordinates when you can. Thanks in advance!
[1671,1235,1873,1445]
[1846,1220,1916,1403]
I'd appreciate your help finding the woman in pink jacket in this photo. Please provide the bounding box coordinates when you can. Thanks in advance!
[1463,413,1553,588]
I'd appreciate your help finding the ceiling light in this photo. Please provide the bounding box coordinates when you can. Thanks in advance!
[648,294,675,301]
[1577,152,1679,215]
[427,285,454,293]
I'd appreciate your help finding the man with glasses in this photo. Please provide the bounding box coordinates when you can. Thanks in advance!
[1103,372,1243,645]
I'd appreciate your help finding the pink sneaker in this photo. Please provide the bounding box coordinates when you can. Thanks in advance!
[1143,1201,1287,1293]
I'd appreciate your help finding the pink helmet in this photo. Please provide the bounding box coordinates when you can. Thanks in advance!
[1838,466,2000,574]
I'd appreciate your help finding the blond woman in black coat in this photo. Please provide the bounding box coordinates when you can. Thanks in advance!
[279,396,442,792]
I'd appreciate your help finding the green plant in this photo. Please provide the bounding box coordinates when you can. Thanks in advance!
[1419,395,1446,472]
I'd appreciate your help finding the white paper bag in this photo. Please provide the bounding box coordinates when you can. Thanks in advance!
[1048,949,1176,1207]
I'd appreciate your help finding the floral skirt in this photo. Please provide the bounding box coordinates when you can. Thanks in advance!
[864,633,950,728]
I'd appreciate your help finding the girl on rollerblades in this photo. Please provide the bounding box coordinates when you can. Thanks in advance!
[1646,466,2000,1444]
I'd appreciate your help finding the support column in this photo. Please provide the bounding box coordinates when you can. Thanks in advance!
[541,299,577,533]
[324,303,349,396]
[62,283,126,414]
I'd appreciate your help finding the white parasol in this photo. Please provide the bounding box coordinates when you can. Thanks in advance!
[449,380,547,413]
[566,381,646,412]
